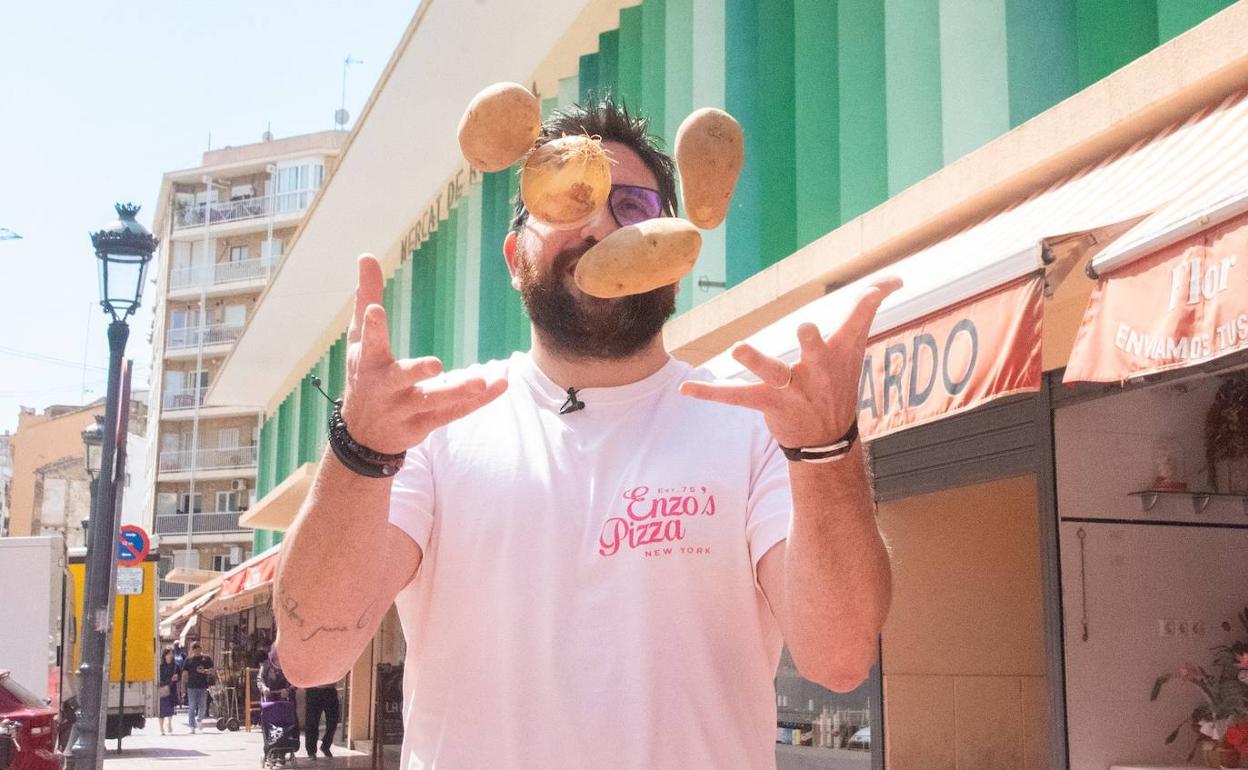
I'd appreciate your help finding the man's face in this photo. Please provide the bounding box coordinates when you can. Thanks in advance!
[507,140,676,361]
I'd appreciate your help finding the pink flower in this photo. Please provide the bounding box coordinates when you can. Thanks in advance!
[1177,663,1202,682]
[1236,652,1248,670]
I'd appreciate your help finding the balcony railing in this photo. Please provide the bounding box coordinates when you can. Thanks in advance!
[158,445,257,473]
[159,581,188,600]
[162,385,207,411]
[173,191,315,229]
[169,256,274,291]
[175,196,271,229]
[166,323,244,351]
[154,511,244,535]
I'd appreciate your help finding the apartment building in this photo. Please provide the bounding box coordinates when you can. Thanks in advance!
[147,130,345,602]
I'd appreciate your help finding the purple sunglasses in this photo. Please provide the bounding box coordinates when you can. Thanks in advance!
[607,184,664,227]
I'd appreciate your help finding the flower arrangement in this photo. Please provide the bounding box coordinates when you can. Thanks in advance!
[1152,607,1248,766]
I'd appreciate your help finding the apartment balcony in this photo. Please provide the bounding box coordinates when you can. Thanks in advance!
[164,323,244,358]
[159,385,258,421]
[162,385,207,411]
[169,256,274,295]
[154,511,245,536]
[172,192,313,232]
[157,446,258,484]
[159,581,188,600]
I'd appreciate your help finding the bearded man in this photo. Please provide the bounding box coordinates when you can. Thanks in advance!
[274,99,898,769]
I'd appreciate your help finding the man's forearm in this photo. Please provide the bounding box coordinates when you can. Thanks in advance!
[782,444,891,691]
[274,446,400,685]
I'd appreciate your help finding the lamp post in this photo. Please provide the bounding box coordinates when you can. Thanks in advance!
[65,204,156,770]
[81,416,103,551]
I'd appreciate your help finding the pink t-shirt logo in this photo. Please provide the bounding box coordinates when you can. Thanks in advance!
[597,485,718,557]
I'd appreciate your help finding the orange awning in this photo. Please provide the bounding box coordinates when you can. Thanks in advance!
[1065,211,1248,383]
[860,274,1043,440]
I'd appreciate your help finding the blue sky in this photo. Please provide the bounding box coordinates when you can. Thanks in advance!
[0,0,414,433]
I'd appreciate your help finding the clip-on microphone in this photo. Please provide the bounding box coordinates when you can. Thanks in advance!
[559,387,586,415]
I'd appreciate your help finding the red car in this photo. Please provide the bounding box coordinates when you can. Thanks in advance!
[0,671,59,770]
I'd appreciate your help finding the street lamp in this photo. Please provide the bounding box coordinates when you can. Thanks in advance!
[81,416,103,551]
[65,204,156,770]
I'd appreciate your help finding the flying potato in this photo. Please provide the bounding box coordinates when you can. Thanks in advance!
[674,108,744,230]
[574,218,702,298]
[520,134,613,230]
[457,82,542,173]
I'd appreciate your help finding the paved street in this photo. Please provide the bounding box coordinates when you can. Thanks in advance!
[101,721,378,770]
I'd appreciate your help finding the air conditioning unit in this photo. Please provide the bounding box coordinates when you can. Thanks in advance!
[231,479,247,491]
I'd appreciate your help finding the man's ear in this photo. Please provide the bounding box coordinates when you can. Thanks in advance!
[503,230,520,290]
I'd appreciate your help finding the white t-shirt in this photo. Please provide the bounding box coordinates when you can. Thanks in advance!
[389,352,793,769]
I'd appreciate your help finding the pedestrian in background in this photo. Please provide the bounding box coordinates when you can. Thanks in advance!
[172,641,187,706]
[181,641,215,733]
[158,647,180,735]
[303,683,340,759]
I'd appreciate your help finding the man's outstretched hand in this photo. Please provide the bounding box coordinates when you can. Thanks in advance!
[679,277,901,448]
[340,254,508,455]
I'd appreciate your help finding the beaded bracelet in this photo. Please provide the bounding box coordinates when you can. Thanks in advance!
[311,376,406,479]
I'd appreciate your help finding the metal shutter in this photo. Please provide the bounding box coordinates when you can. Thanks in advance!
[868,393,1039,502]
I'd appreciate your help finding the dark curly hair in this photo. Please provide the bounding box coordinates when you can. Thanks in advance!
[510,97,678,232]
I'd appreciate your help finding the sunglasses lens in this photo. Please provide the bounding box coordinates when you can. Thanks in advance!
[610,186,663,227]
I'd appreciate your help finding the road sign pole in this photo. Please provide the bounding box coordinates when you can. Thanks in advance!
[116,595,129,753]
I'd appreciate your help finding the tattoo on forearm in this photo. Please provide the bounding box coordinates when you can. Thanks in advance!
[282,596,379,642]
[356,600,377,630]
[281,597,305,628]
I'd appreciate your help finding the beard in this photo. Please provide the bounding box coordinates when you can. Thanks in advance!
[515,236,677,361]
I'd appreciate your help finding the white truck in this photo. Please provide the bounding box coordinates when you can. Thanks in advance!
[0,536,73,709]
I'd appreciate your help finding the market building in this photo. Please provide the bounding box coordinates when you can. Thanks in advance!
[179,1,1248,767]
[145,130,346,603]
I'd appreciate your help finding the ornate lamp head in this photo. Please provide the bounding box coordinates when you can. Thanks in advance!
[90,203,158,322]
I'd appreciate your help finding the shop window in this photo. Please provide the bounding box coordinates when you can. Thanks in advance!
[774,648,876,764]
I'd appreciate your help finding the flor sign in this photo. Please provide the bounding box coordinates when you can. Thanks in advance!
[1065,211,1248,383]
[858,274,1043,440]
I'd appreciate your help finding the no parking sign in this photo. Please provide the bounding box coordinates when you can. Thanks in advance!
[116,525,150,566]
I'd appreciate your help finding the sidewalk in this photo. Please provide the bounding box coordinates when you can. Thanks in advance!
[101,719,375,770]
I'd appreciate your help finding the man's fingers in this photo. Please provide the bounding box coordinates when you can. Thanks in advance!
[678,380,769,410]
[796,323,829,365]
[731,343,791,388]
[408,378,509,426]
[844,277,903,344]
[360,304,394,368]
[395,356,443,383]
[349,255,385,345]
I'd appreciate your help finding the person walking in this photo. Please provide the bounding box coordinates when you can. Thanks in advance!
[275,99,896,768]
[157,647,180,735]
[257,648,300,766]
[303,683,340,759]
[180,641,215,733]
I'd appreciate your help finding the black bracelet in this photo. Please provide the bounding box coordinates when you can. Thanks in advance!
[312,377,406,479]
[779,421,859,464]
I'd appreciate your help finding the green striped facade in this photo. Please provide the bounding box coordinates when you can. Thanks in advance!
[252,0,1232,549]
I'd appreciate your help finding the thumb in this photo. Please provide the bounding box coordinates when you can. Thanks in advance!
[360,304,394,368]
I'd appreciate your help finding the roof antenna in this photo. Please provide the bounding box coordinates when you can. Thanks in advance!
[262,121,273,142]
[336,54,363,130]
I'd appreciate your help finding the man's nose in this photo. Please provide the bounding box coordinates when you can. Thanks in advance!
[575,200,616,243]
